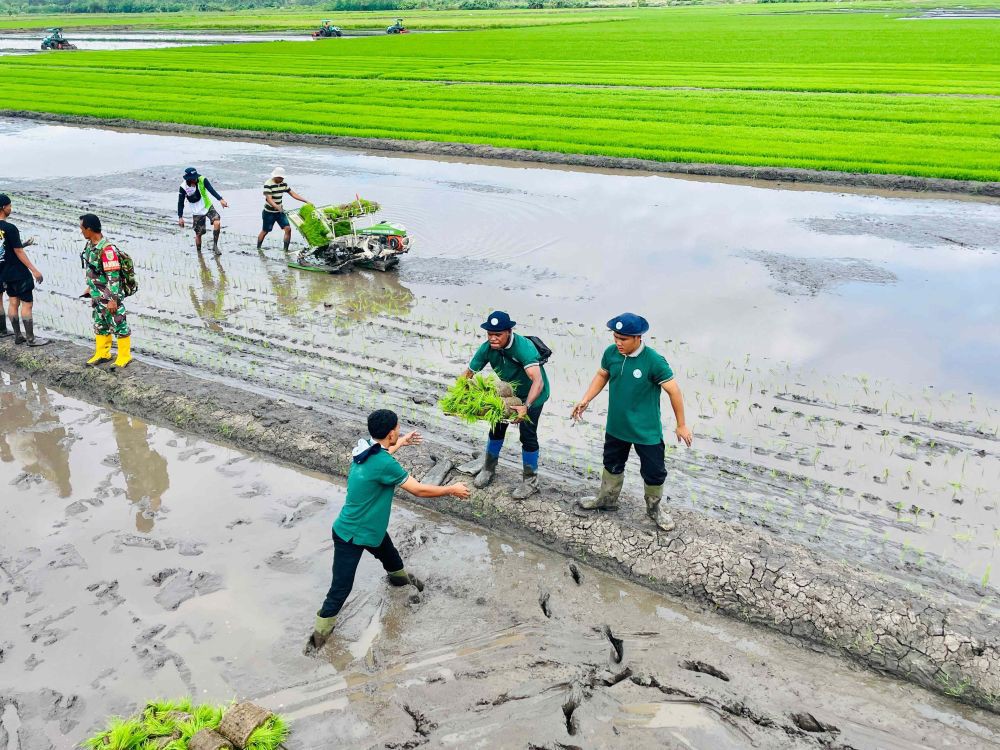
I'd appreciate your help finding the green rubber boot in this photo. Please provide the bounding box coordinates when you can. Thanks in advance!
[644,484,675,532]
[577,470,624,511]
[388,568,425,592]
[310,613,337,650]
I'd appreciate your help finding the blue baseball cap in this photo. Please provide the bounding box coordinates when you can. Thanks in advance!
[607,313,649,336]
[480,310,516,332]
[183,167,200,181]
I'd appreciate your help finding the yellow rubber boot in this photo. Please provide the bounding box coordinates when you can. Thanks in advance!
[113,336,132,368]
[86,335,113,366]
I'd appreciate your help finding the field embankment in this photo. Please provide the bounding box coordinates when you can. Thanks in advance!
[1,4,998,183]
[3,337,1000,713]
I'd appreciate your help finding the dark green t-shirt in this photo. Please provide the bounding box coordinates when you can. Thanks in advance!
[469,333,550,407]
[600,344,674,446]
[334,448,409,547]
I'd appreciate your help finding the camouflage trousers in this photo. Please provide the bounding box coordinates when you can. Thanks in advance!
[92,302,130,337]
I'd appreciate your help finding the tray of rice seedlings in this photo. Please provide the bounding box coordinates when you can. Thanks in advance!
[83,697,289,750]
[322,198,380,221]
[295,203,331,247]
[439,374,524,428]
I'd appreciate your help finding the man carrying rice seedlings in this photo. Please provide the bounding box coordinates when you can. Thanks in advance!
[571,313,693,531]
[310,409,470,650]
[177,166,228,255]
[257,166,311,253]
[457,310,550,498]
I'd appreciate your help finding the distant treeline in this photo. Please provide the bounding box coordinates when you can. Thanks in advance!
[4,0,589,13]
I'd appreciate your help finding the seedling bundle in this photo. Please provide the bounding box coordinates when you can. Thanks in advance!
[440,374,524,428]
[296,199,381,247]
[83,698,288,750]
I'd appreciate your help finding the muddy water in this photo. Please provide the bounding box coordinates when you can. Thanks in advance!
[0,31,322,55]
[1,117,999,610]
[2,374,1000,749]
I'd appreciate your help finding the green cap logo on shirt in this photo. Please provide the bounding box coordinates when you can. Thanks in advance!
[633,369,642,378]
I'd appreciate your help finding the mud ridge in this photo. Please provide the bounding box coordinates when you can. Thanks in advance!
[3,339,1000,713]
[2,110,999,198]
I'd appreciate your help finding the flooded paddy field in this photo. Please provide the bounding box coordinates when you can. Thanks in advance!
[3,374,1000,749]
[0,31,330,56]
[2,118,999,635]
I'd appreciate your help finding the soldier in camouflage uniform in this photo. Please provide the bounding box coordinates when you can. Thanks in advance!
[80,213,132,368]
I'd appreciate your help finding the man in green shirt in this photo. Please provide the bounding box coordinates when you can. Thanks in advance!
[571,313,693,531]
[310,409,470,650]
[456,310,550,499]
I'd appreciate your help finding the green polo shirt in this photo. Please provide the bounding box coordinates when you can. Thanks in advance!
[600,344,674,446]
[469,333,550,407]
[333,448,409,547]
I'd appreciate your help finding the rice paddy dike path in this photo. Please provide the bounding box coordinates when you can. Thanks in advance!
[4,111,1000,198]
[3,338,1000,715]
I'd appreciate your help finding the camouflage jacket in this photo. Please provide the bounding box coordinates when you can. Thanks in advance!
[83,238,124,304]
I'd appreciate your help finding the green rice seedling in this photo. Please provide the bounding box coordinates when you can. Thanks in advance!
[439,374,515,428]
[245,715,290,750]
[84,717,149,750]
[297,204,331,247]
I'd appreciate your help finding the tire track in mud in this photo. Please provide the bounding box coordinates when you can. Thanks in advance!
[3,339,1000,714]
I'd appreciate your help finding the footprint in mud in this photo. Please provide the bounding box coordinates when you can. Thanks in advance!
[47,544,87,570]
[86,580,125,610]
[681,660,730,682]
[10,472,44,488]
[602,625,624,665]
[22,608,75,647]
[178,446,207,462]
[277,496,326,528]
[265,549,310,574]
[151,569,224,611]
[238,481,270,499]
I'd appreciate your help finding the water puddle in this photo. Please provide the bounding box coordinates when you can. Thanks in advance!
[1,117,999,615]
[0,31,326,55]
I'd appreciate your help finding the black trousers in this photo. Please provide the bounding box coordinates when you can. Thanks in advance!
[489,404,544,452]
[603,433,667,486]
[318,529,404,618]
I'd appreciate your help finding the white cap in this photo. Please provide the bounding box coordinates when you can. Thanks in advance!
[271,166,286,179]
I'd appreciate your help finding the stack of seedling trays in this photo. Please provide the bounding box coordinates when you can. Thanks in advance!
[294,198,380,248]
[84,698,288,750]
[440,374,525,427]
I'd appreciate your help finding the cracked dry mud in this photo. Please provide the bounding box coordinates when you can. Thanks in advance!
[2,377,1000,750]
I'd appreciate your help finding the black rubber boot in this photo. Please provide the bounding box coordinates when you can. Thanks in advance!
[212,229,221,255]
[23,318,49,347]
[9,316,24,345]
[0,315,10,338]
[512,466,539,500]
[474,453,499,489]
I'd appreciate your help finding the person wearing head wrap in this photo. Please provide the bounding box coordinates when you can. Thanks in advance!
[571,313,693,531]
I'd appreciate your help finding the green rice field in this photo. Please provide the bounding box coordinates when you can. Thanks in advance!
[2,2,999,181]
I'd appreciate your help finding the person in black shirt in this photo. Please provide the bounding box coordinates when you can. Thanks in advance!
[0,194,46,347]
